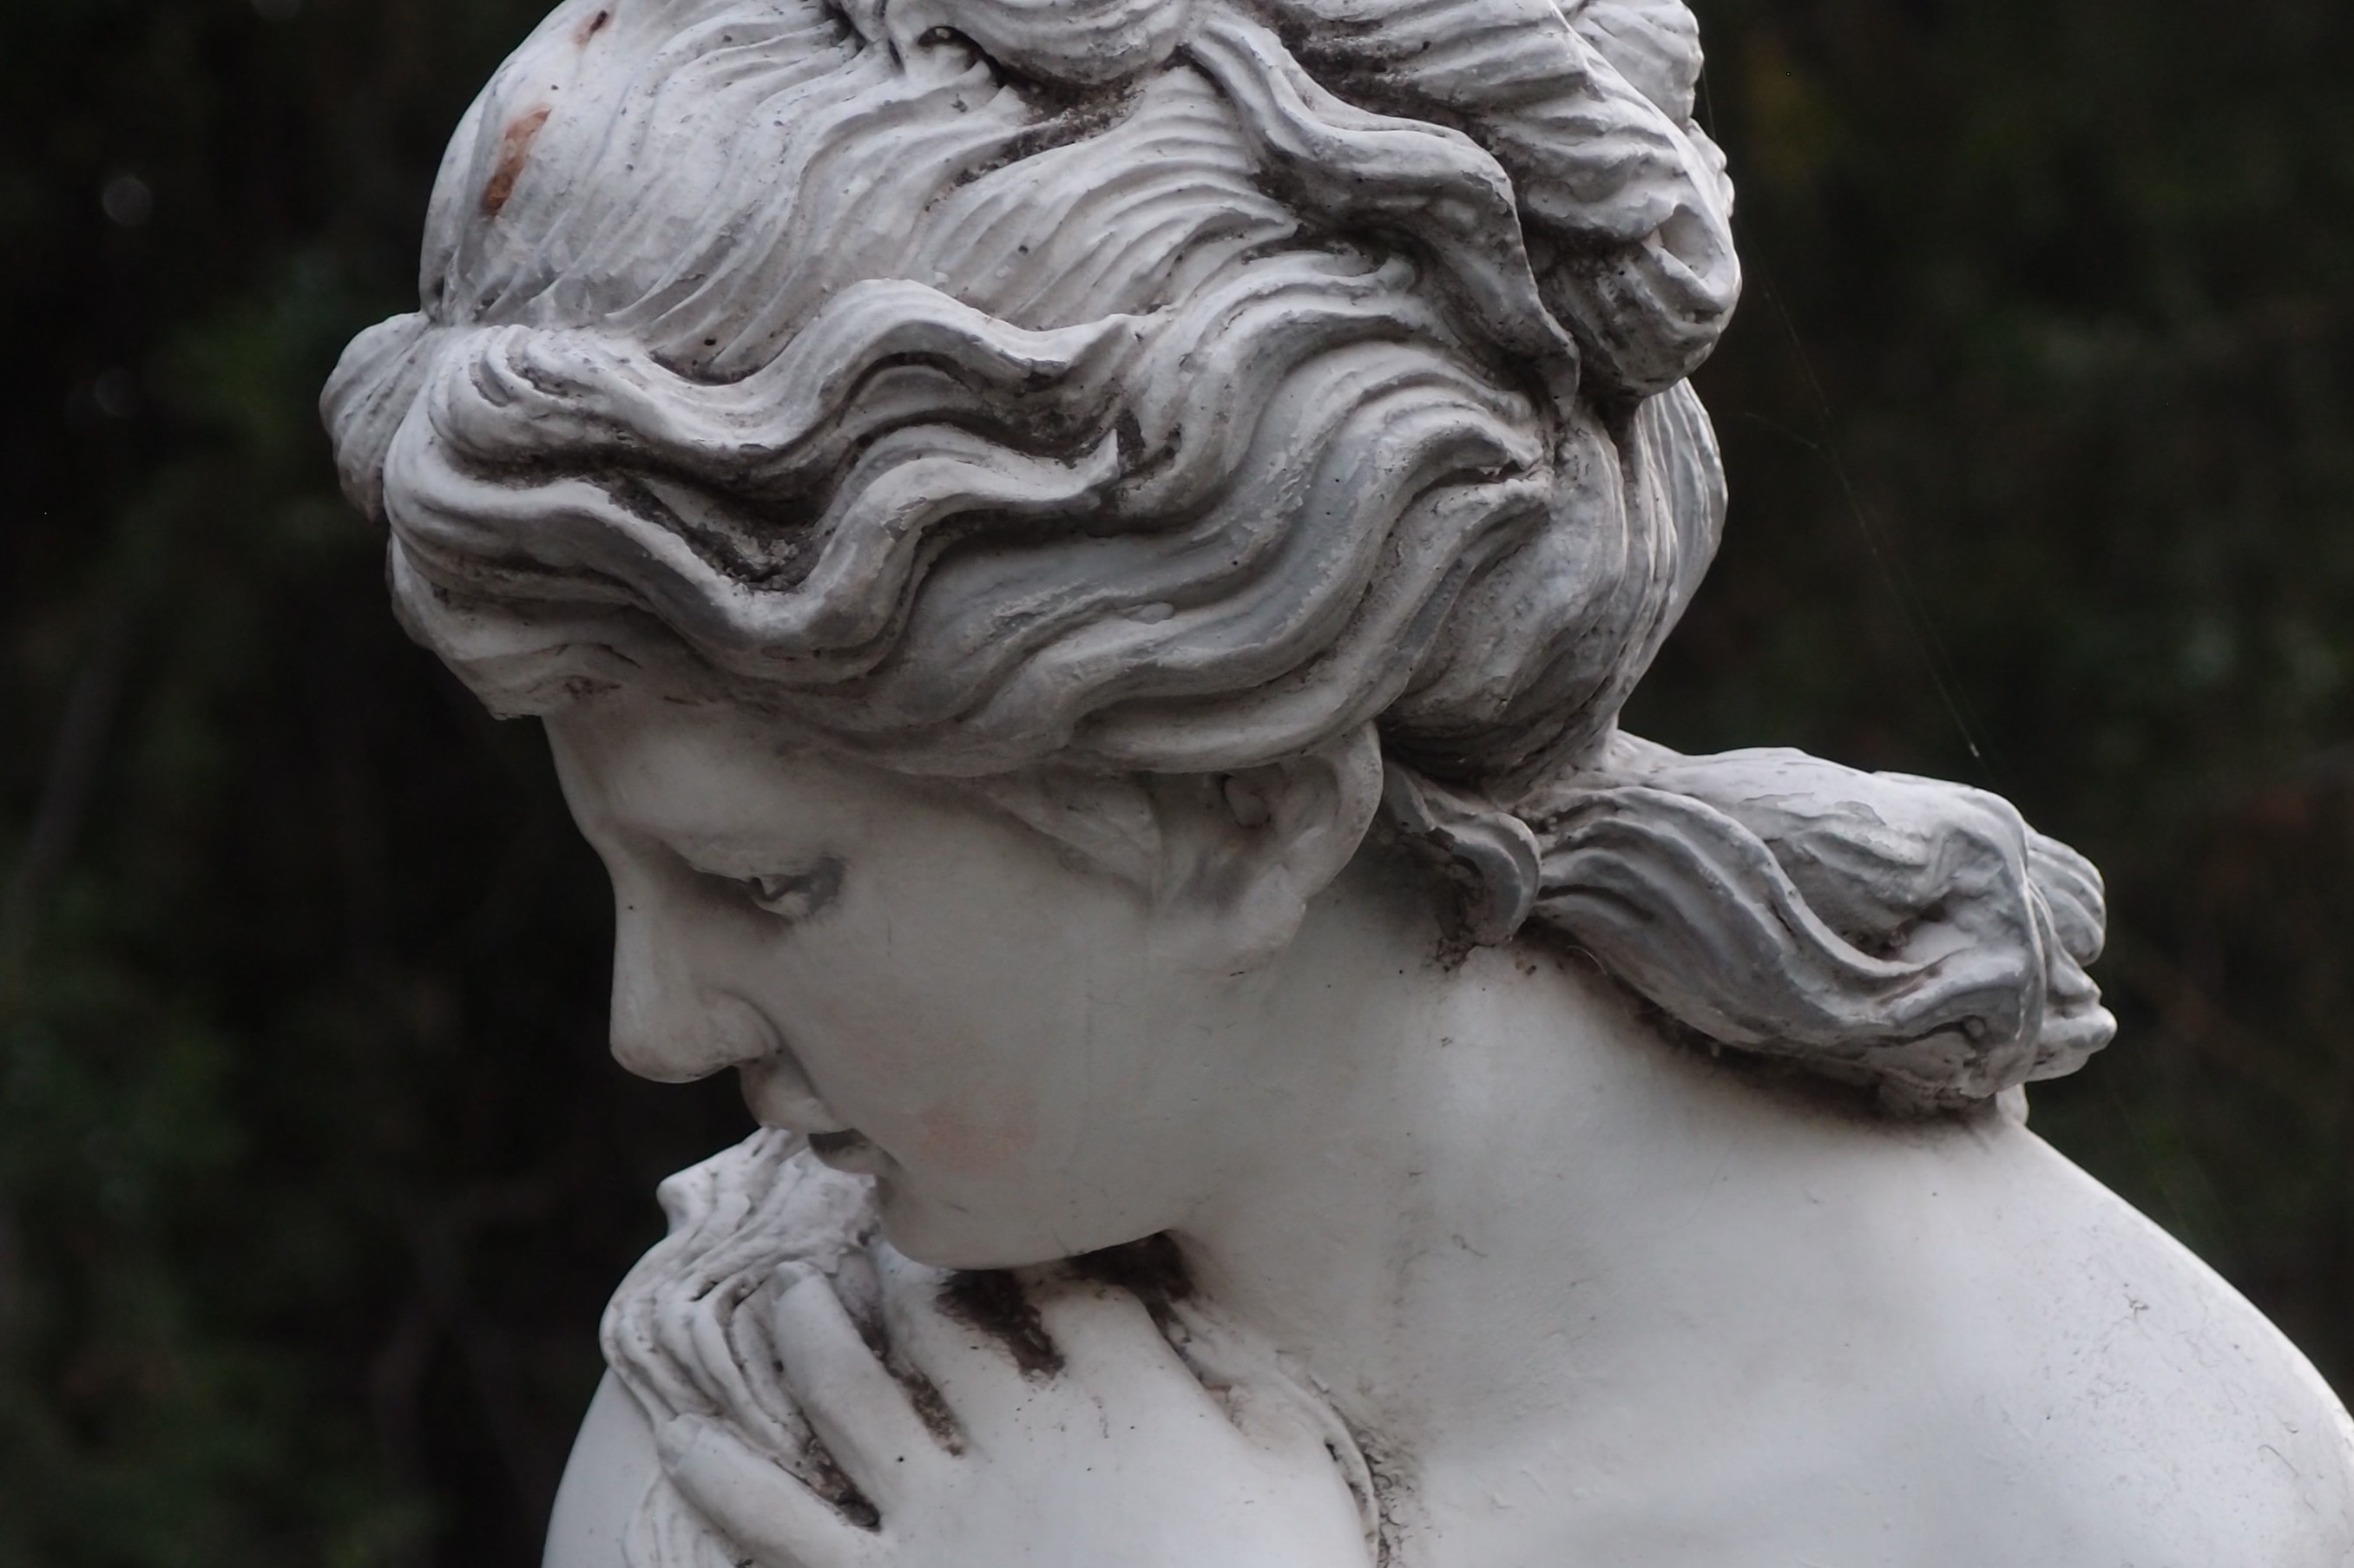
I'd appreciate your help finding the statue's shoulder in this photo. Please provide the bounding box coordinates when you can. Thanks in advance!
[1981,1132,2354,1560]
[543,1371,655,1568]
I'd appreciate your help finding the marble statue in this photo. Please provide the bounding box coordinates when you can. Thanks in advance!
[322,0,2354,1560]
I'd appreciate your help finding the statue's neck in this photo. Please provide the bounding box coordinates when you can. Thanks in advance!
[1174,926,1699,1451]
[1168,860,1995,1555]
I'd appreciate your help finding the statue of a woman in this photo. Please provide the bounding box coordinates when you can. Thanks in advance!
[324,0,2354,1562]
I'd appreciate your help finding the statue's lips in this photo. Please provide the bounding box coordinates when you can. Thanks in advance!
[740,1051,838,1132]
[738,1057,898,1175]
[806,1127,894,1178]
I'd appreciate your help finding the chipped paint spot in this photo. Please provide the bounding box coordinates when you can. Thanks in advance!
[481,105,553,217]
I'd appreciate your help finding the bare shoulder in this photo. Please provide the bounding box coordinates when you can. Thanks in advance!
[543,1373,659,1568]
[1944,1125,2354,1562]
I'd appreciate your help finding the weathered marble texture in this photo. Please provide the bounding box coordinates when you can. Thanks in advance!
[322,0,2354,1563]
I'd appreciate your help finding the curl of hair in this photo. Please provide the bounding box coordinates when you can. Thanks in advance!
[325,0,2110,1107]
[1528,742,2110,1110]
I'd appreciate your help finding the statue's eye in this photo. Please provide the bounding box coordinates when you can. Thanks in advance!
[737,857,845,923]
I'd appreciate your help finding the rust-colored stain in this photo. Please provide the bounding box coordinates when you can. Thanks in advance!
[481,104,553,217]
[576,8,612,43]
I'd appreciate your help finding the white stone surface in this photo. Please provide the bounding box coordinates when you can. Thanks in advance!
[320,0,2354,1562]
[533,699,2354,1567]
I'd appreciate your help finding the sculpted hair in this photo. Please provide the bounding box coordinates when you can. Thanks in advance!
[326,0,2111,1110]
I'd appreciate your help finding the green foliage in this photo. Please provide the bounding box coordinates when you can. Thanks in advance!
[2,0,2348,1561]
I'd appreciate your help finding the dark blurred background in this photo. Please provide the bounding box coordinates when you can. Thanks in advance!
[3,0,2350,1562]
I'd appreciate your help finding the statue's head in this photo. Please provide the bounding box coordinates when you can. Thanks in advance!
[327,0,1735,781]
[327,0,2107,1265]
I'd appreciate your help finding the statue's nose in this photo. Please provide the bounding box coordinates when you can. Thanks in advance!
[606,892,779,1083]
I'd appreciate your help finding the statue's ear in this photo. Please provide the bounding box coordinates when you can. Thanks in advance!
[1143,725,1386,970]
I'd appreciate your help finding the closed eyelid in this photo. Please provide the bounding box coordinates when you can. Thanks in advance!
[723,856,845,923]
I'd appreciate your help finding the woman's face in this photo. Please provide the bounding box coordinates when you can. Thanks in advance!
[545,692,1273,1269]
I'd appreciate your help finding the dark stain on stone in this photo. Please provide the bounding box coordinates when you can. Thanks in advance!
[799,1435,881,1531]
[1070,1232,1193,1329]
[937,1269,1062,1378]
[891,1364,964,1452]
